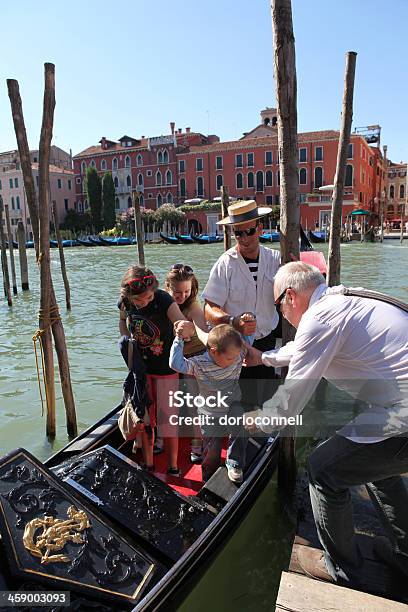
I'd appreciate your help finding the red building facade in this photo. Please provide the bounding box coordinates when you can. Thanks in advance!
[73,109,385,233]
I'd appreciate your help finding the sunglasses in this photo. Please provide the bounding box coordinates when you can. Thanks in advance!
[233,226,258,237]
[171,263,194,275]
[274,287,291,310]
[126,275,156,294]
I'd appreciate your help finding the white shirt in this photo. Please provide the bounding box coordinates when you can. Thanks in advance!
[260,284,408,443]
[202,245,281,339]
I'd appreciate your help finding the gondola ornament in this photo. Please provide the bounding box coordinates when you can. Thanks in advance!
[23,505,90,564]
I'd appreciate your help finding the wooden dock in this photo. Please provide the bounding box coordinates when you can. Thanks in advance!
[275,470,408,611]
[276,569,408,611]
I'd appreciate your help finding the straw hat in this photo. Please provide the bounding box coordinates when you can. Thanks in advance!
[217,200,272,226]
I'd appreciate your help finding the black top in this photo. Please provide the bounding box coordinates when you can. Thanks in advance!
[118,289,175,375]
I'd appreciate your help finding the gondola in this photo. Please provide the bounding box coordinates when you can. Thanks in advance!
[99,236,133,246]
[89,235,106,246]
[160,232,180,245]
[50,240,59,248]
[308,229,326,243]
[259,232,279,243]
[77,237,97,247]
[175,233,194,244]
[62,239,79,247]
[25,240,35,248]
[5,241,19,249]
[299,226,314,251]
[191,234,223,244]
[0,406,279,611]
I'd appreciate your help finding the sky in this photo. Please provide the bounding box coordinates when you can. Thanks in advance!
[1,0,407,162]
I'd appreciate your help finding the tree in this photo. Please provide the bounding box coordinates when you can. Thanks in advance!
[85,166,102,232]
[102,172,116,229]
[60,209,92,233]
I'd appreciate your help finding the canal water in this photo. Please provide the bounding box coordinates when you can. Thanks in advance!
[0,240,407,609]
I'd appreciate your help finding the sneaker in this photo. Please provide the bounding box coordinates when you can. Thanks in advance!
[167,467,180,476]
[190,439,203,464]
[153,437,164,455]
[226,465,243,484]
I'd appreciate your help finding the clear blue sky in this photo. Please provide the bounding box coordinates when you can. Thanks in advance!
[1,0,407,162]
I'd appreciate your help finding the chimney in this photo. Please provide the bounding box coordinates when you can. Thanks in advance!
[186,127,191,134]
[141,135,145,139]
[178,128,182,134]
[170,122,175,135]
[101,136,107,149]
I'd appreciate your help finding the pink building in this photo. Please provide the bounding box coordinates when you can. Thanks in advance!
[0,147,75,240]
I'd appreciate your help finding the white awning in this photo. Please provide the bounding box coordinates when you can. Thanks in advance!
[183,198,204,204]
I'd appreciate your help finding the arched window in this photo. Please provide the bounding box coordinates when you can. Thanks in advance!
[101,159,106,170]
[157,151,163,164]
[139,194,144,207]
[345,164,353,187]
[236,173,243,189]
[216,175,223,190]
[81,161,86,174]
[137,154,143,167]
[125,155,131,168]
[90,159,96,168]
[84,199,88,210]
[247,172,254,188]
[167,192,173,203]
[256,171,264,192]
[299,168,307,185]
[314,167,323,189]
[156,171,162,186]
[78,201,83,213]
[11,196,15,210]
[390,185,394,199]
[138,173,143,186]
[114,176,119,188]
[180,178,186,197]
[157,193,163,208]
[265,170,273,187]
[115,197,120,210]
[166,170,172,185]
[387,204,394,213]
[399,184,405,199]
[127,196,132,208]
[277,170,280,186]
[112,158,118,170]
[126,175,131,187]
[163,150,169,164]
[16,196,20,209]
[196,176,204,197]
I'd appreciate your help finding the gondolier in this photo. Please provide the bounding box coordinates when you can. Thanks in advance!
[202,200,281,404]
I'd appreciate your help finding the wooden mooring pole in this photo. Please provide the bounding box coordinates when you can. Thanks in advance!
[272,0,299,494]
[0,197,12,306]
[17,221,29,290]
[327,51,357,286]
[221,185,231,251]
[4,204,18,295]
[380,146,387,243]
[133,191,145,266]
[8,66,77,438]
[52,201,71,309]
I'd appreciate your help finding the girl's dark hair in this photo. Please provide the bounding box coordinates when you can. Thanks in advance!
[120,265,159,308]
[164,265,199,312]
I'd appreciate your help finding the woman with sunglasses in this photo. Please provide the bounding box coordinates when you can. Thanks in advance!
[164,263,207,464]
[118,265,188,474]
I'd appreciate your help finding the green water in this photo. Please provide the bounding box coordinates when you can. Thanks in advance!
[1,241,407,609]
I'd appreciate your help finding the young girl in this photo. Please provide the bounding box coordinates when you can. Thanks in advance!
[164,263,207,463]
[118,265,187,474]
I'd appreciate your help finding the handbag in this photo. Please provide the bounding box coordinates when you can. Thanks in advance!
[118,339,150,440]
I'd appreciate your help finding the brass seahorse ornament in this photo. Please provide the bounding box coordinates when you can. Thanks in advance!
[23,505,90,564]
